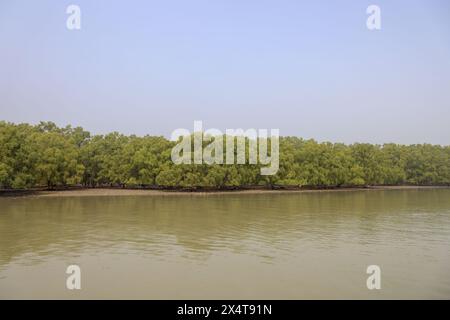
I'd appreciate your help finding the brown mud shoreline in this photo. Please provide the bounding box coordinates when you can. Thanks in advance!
[0,185,448,198]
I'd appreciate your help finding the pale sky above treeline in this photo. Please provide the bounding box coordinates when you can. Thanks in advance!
[0,0,449,144]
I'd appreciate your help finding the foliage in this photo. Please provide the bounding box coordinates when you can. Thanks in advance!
[0,121,449,189]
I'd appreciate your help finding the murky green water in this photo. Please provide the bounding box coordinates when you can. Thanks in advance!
[0,189,449,299]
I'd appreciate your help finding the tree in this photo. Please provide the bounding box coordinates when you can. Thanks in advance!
[0,121,448,190]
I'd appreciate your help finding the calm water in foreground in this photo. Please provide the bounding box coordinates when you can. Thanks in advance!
[0,189,449,299]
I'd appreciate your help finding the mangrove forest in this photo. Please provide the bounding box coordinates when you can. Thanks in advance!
[0,121,449,189]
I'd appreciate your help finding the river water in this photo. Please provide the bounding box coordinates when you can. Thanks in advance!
[0,188,449,299]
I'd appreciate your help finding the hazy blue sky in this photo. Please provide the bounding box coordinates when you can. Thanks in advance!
[0,0,449,144]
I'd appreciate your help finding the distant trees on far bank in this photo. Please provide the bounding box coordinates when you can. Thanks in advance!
[0,121,449,189]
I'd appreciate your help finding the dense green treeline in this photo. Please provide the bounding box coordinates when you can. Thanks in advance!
[0,121,449,189]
